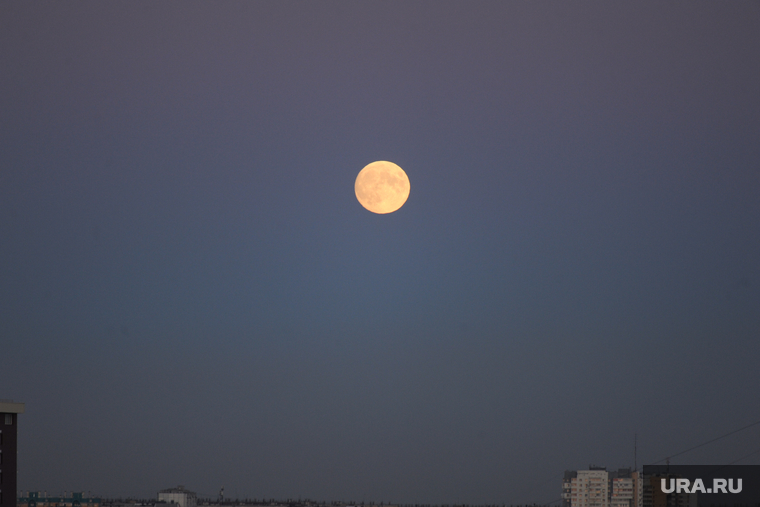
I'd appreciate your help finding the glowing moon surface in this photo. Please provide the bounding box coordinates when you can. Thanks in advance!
[355,161,410,214]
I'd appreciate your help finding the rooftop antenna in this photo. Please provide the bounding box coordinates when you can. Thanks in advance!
[634,433,637,471]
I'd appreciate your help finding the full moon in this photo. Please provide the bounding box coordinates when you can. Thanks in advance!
[354,161,410,214]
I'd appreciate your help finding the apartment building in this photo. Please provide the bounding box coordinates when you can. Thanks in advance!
[563,467,642,507]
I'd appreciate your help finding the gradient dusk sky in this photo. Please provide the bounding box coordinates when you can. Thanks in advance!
[1,2,759,504]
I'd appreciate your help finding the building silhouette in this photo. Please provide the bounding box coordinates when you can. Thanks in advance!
[0,400,24,507]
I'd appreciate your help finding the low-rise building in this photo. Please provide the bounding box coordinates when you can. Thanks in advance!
[158,487,196,507]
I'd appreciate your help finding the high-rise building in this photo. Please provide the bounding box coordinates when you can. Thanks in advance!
[0,400,24,507]
[563,467,610,507]
[609,469,641,507]
[563,467,642,507]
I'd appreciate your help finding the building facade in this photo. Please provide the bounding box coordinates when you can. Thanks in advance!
[0,400,24,507]
[158,486,197,507]
[563,467,642,507]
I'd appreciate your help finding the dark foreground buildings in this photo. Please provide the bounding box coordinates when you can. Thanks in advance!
[0,401,24,507]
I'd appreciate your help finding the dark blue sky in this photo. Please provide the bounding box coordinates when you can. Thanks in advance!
[1,2,759,504]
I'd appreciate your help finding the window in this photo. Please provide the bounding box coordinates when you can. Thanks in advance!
[3,414,11,425]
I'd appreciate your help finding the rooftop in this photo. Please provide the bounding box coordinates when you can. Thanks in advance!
[0,400,25,413]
